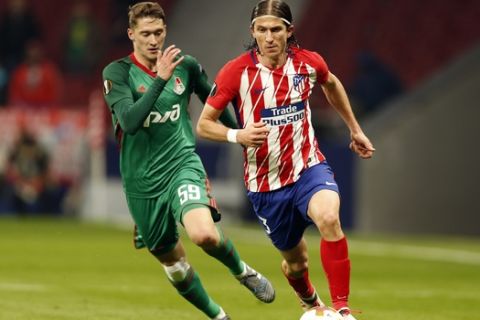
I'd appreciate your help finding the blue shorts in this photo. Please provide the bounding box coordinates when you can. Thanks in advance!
[247,162,339,251]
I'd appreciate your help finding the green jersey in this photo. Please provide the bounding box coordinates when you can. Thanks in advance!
[102,53,231,198]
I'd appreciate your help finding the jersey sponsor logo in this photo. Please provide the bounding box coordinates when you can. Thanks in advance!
[173,77,185,95]
[293,74,306,93]
[103,80,112,95]
[260,101,305,127]
[143,104,180,127]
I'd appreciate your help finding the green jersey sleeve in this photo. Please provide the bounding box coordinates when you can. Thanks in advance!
[102,60,167,134]
[218,106,238,129]
[185,55,238,129]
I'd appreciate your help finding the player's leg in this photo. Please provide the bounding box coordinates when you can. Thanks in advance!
[181,205,241,274]
[181,204,275,303]
[248,184,320,309]
[152,240,229,320]
[279,237,324,311]
[171,164,274,303]
[308,189,354,318]
[308,189,348,308]
[302,163,354,318]
[126,196,228,320]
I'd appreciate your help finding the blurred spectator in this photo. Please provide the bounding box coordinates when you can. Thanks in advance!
[3,130,62,214]
[62,0,104,75]
[348,51,404,117]
[0,0,42,73]
[8,40,62,108]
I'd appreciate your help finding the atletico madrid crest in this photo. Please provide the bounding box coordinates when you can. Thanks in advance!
[173,77,186,95]
[293,74,306,93]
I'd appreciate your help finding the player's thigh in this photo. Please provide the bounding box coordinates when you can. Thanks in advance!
[182,205,220,246]
[307,189,340,223]
[248,186,309,251]
[126,195,179,254]
[294,162,340,222]
[170,168,221,225]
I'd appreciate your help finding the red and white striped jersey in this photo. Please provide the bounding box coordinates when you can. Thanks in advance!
[207,47,329,192]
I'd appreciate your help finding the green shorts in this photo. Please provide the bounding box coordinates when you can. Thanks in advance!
[126,167,220,255]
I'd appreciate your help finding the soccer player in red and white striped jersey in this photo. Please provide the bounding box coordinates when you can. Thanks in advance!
[197,1,375,319]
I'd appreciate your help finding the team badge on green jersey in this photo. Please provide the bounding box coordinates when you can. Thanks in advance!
[173,77,185,95]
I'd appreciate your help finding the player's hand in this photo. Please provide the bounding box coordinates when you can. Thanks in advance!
[156,44,184,81]
[237,122,270,148]
[349,132,375,159]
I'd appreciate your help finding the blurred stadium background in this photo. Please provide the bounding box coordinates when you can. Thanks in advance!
[1,0,480,319]
[1,0,479,233]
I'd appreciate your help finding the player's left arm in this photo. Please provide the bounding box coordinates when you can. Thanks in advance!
[190,59,238,129]
[321,72,375,159]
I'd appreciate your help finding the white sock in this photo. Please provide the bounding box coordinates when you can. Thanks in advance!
[212,307,226,319]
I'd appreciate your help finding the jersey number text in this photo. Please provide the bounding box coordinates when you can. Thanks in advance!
[178,184,201,205]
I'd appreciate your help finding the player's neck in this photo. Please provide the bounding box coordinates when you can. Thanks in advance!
[133,52,156,71]
[257,51,287,69]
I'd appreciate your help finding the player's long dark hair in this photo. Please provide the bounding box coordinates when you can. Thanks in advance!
[246,0,298,52]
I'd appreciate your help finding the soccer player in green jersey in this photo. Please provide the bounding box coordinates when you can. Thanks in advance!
[102,2,275,319]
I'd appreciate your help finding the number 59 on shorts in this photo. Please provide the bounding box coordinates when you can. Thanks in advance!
[178,184,201,205]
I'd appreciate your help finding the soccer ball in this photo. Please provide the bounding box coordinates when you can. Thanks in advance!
[300,306,342,320]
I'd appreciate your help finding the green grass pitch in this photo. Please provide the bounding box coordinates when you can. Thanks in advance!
[1,217,479,319]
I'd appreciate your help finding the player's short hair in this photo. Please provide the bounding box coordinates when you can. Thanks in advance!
[128,2,165,29]
[247,0,298,51]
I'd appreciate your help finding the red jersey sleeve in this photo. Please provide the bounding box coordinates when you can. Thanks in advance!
[296,48,329,84]
[206,60,239,110]
[311,51,329,84]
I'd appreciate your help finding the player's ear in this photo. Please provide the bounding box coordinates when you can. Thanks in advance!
[287,25,294,38]
[250,24,255,37]
[127,28,134,41]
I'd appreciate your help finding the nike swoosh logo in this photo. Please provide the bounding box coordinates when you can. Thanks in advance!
[325,181,337,186]
[253,87,269,94]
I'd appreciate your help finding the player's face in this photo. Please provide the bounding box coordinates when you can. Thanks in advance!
[128,17,166,64]
[251,16,293,61]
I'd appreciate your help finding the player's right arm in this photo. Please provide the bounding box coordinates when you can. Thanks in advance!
[197,104,269,148]
[196,59,268,147]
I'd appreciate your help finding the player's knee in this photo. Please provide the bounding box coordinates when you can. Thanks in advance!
[317,211,340,231]
[286,260,309,275]
[283,255,309,275]
[163,258,191,282]
[189,230,219,249]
